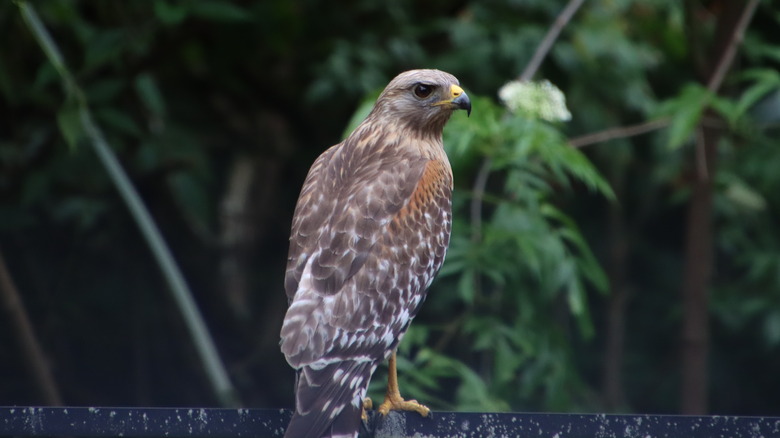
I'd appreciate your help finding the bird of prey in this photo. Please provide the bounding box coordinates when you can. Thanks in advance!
[280,69,471,438]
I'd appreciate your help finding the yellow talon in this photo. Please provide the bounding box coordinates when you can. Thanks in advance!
[377,352,430,418]
[377,394,430,418]
[361,397,373,421]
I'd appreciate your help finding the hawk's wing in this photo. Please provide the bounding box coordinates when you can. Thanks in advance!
[281,141,452,367]
[283,143,424,302]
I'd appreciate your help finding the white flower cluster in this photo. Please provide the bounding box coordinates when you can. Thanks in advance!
[498,79,572,122]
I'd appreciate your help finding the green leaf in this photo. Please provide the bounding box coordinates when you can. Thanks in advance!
[168,172,212,233]
[722,175,767,212]
[94,107,142,137]
[566,279,585,316]
[656,83,712,150]
[135,72,167,116]
[457,268,475,304]
[86,78,125,104]
[734,69,780,121]
[32,62,59,93]
[709,95,740,126]
[84,29,126,72]
[57,103,85,149]
[154,1,189,25]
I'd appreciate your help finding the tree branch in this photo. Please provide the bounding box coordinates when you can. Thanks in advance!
[568,118,670,148]
[706,0,760,94]
[0,249,63,405]
[470,157,492,243]
[520,0,586,82]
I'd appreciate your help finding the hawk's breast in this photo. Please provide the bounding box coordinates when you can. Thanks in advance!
[375,158,453,338]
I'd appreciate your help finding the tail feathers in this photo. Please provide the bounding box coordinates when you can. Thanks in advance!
[284,360,374,438]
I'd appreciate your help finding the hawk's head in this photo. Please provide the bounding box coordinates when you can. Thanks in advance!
[370,69,471,133]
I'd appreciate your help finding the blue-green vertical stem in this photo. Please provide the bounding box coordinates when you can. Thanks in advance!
[18,1,238,407]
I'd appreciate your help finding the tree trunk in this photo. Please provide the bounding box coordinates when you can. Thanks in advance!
[679,127,717,415]
[679,0,755,414]
[603,173,628,410]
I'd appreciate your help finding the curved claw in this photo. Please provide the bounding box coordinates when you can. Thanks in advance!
[377,394,430,417]
[361,397,373,422]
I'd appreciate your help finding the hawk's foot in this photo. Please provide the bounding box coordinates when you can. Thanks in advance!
[361,397,373,421]
[377,392,430,418]
[378,351,430,418]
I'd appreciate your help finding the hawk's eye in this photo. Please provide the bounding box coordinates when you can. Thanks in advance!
[413,84,433,99]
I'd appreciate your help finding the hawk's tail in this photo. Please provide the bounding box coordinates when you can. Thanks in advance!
[284,360,375,438]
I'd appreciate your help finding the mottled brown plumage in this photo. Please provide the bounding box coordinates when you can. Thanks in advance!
[280,69,471,438]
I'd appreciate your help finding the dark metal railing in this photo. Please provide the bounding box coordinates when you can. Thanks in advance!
[1,407,779,437]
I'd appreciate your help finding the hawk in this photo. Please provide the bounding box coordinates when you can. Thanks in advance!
[280,69,471,438]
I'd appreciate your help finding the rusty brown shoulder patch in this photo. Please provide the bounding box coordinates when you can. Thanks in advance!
[395,159,452,222]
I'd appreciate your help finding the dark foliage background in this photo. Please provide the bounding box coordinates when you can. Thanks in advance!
[1,0,779,416]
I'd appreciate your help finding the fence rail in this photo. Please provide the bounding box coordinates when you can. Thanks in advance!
[1,407,779,437]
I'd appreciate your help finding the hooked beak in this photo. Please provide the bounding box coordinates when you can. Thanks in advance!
[435,84,472,117]
[450,84,472,117]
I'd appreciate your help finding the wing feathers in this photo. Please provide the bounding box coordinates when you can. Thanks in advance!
[286,149,427,300]
[283,361,372,438]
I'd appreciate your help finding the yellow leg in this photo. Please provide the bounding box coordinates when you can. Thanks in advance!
[377,351,430,417]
